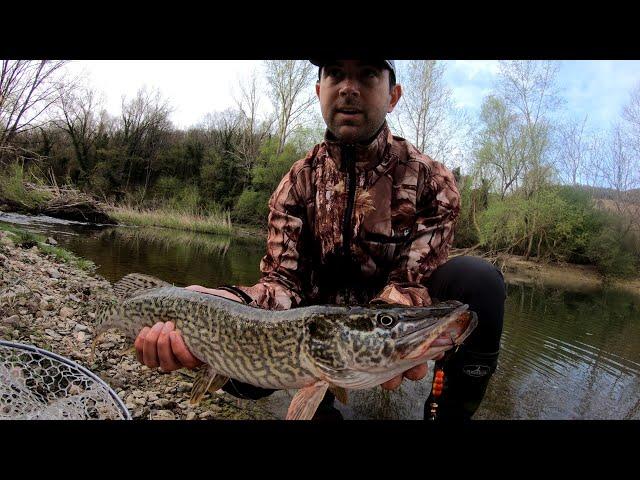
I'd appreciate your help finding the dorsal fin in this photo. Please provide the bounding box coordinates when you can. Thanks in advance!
[112,273,172,299]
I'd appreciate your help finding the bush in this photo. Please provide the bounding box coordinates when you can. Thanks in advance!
[0,163,52,210]
[232,190,270,225]
[586,227,638,278]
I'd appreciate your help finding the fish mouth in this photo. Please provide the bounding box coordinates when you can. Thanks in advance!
[396,306,478,361]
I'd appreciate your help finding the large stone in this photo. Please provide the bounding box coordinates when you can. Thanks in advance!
[150,410,176,420]
[59,306,74,319]
[46,237,58,246]
[2,315,21,328]
[44,329,62,340]
[47,268,60,279]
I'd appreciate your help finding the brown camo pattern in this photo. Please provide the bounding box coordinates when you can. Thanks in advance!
[235,123,460,310]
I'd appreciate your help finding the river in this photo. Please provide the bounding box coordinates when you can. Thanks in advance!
[2,212,639,420]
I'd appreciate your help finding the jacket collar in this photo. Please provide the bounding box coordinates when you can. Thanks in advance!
[322,122,393,172]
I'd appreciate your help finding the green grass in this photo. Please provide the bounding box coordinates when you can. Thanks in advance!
[109,206,233,235]
[0,223,95,271]
[0,163,52,210]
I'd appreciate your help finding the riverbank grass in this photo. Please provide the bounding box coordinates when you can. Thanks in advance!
[0,224,95,271]
[0,163,53,210]
[109,206,233,235]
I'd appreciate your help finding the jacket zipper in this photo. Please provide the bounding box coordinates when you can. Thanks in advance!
[342,145,357,260]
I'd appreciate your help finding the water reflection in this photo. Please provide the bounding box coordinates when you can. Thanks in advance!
[476,283,640,420]
[2,213,639,419]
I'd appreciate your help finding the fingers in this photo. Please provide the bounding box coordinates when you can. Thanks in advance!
[169,330,202,369]
[380,375,403,390]
[157,322,181,372]
[404,363,428,381]
[142,322,164,368]
[135,326,151,364]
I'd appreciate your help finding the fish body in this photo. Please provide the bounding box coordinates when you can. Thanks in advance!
[96,274,478,419]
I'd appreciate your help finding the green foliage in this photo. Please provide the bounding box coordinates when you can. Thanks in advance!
[252,139,300,193]
[232,190,271,225]
[199,149,246,210]
[230,138,301,225]
[476,184,639,277]
[586,227,638,278]
[0,163,52,210]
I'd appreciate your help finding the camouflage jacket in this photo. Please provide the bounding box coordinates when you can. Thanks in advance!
[225,123,460,310]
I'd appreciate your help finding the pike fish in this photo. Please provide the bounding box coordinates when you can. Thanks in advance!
[94,273,477,420]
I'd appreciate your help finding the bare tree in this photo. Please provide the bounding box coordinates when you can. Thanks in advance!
[496,60,562,196]
[232,70,274,177]
[392,60,472,166]
[55,85,104,175]
[118,87,173,194]
[474,95,529,199]
[554,115,589,186]
[264,60,316,155]
[0,60,69,161]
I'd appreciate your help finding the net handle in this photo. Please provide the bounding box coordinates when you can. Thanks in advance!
[0,339,131,420]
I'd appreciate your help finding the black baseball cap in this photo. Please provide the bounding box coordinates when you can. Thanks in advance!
[309,59,396,79]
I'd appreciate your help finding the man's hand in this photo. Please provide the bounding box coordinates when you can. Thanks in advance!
[133,286,242,372]
[380,335,452,390]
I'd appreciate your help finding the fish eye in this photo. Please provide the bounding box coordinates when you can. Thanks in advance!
[377,313,397,328]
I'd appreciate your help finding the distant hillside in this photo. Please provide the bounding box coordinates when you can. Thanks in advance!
[569,184,640,203]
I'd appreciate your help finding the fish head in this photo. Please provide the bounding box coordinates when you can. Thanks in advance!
[303,302,477,388]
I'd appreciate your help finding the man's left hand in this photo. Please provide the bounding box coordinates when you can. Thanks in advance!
[380,335,451,390]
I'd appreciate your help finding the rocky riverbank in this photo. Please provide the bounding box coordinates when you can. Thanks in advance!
[0,230,275,420]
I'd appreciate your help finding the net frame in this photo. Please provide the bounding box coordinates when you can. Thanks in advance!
[0,339,131,420]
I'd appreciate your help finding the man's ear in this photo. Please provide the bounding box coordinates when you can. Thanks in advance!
[315,82,320,98]
[387,84,402,113]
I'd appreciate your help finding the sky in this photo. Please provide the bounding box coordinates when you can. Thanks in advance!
[64,60,640,133]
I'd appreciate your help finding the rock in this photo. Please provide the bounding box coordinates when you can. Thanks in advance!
[59,306,74,319]
[46,237,58,246]
[47,268,60,279]
[44,329,62,340]
[76,331,86,342]
[74,323,90,332]
[0,325,13,336]
[39,299,51,311]
[2,315,21,328]
[176,382,193,393]
[132,407,149,419]
[152,399,177,409]
[150,410,176,420]
[67,294,82,303]
[186,412,197,420]
[198,411,215,420]
[132,390,145,398]
[147,393,159,402]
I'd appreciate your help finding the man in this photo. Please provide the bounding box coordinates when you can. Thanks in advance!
[134,60,505,420]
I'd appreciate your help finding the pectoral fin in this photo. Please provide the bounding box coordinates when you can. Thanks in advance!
[286,380,330,420]
[329,385,348,405]
[190,366,229,405]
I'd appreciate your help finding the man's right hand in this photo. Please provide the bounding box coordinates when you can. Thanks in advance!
[133,286,242,372]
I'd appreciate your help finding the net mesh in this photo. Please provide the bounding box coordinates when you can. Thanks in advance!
[0,340,130,420]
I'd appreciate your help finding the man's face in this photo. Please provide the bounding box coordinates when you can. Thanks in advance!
[316,60,402,144]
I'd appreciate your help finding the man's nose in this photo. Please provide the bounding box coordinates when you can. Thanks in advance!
[339,77,361,97]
